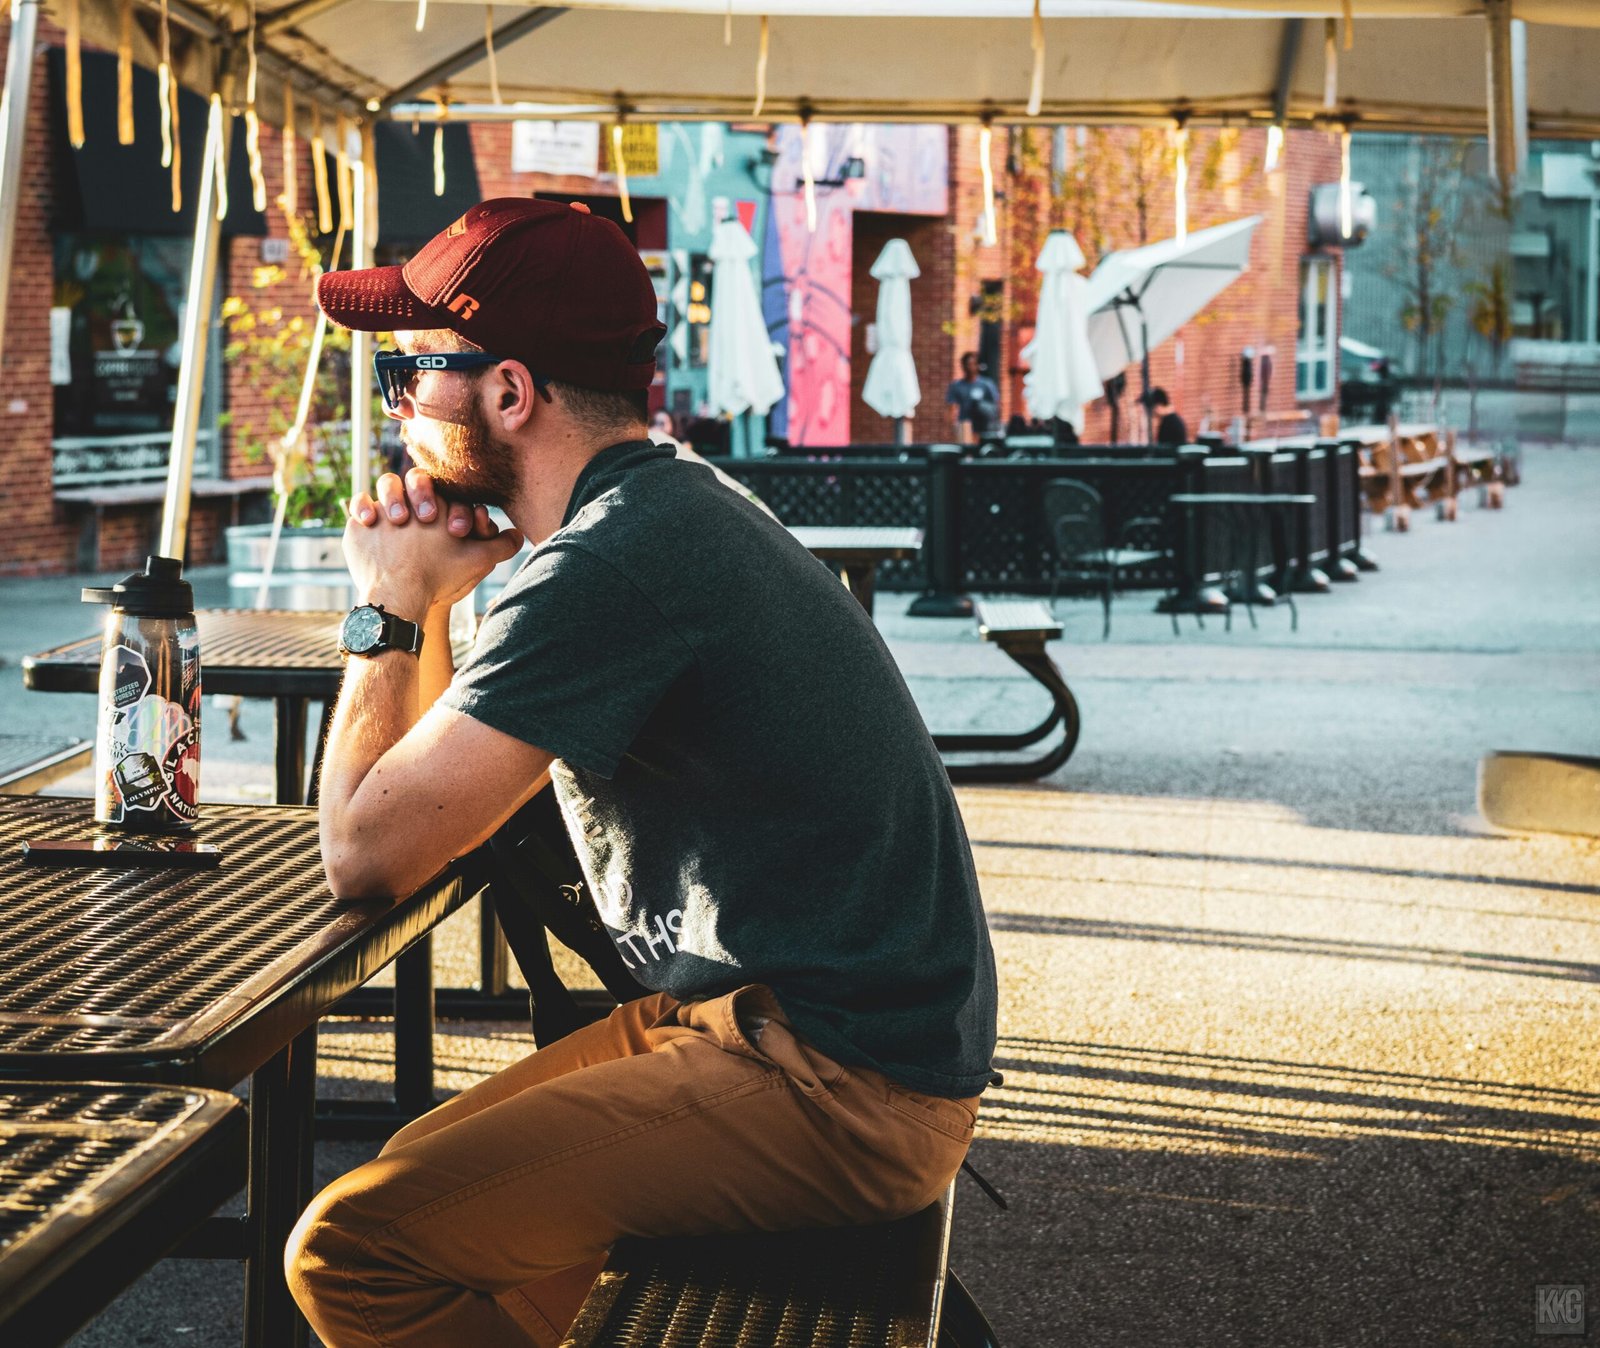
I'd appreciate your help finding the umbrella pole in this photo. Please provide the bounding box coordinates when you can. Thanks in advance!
[0,0,39,371]
[159,68,233,561]
[894,418,910,446]
[1140,311,1153,445]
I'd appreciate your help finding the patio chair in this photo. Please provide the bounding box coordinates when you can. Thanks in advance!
[1044,478,1165,639]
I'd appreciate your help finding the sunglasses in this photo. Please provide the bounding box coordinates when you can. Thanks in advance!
[372,348,549,412]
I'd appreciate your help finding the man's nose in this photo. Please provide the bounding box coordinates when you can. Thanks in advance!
[381,392,414,423]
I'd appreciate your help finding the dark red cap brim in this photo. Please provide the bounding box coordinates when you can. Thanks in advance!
[316,265,448,332]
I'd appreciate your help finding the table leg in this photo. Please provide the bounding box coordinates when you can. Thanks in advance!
[848,563,879,617]
[304,701,336,807]
[479,897,510,998]
[273,697,309,807]
[394,934,436,1117]
[244,1027,317,1348]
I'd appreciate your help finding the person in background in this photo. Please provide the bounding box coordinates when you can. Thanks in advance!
[1149,388,1190,447]
[946,352,999,444]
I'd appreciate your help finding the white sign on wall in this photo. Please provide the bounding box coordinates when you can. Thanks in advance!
[511,121,601,176]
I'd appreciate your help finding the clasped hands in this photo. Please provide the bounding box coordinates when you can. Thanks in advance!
[344,469,524,620]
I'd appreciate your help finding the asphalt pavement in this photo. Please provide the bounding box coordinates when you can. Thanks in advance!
[0,445,1592,1347]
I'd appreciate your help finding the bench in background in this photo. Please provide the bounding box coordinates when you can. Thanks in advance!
[933,600,1080,784]
[0,735,92,794]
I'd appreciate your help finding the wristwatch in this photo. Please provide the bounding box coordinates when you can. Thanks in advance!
[339,603,424,658]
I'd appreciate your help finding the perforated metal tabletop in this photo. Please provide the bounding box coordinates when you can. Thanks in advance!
[0,1083,244,1345]
[0,794,472,1346]
[788,526,925,562]
[21,609,350,699]
[0,795,469,1083]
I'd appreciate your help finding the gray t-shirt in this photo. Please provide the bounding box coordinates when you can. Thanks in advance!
[442,440,1000,1097]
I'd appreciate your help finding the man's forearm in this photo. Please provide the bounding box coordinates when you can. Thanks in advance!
[418,603,455,711]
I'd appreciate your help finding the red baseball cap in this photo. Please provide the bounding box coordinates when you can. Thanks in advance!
[316,197,665,391]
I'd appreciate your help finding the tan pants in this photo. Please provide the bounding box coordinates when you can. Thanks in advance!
[286,985,979,1347]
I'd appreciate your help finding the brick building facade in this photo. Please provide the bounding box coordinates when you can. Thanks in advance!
[3,18,1344,576]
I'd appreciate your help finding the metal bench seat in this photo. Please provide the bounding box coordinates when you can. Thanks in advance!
[0,1082,245,1347]
[933,600,1080,784]
[566,1184,996,1348]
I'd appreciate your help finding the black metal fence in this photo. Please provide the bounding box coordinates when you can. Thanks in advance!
[710,441,1367,598]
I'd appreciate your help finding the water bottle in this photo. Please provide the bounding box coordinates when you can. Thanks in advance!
[82,556,202,832]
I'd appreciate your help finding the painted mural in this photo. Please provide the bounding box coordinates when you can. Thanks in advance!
[762,124,947,446]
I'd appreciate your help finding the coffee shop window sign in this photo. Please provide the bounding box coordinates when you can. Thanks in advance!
[50,235,223,485]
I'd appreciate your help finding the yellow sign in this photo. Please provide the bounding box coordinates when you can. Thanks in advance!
[614,123,659,178]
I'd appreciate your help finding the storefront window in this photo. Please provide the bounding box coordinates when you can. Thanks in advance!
[686,253,713,369]
[1296,257,1335,400]
[50,234,223,484]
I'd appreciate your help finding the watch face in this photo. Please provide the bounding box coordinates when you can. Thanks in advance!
[342,605,386,653]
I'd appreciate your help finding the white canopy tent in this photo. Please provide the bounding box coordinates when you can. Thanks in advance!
[5,0,1599,550]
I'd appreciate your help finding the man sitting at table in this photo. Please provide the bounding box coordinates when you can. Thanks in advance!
[286,197,999,1348]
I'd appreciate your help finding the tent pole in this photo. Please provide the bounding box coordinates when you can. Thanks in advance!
[349,120,378,498]
[159,68,233,561]
[0,0,40,372]
[1484,0,1526,200]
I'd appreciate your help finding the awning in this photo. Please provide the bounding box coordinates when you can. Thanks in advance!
[47,47,266,237]
[38,1,1600,140]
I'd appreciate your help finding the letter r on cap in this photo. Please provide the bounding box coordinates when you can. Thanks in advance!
[447,293,480,320]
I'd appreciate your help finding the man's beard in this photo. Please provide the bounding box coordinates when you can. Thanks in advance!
[403,400,520,509]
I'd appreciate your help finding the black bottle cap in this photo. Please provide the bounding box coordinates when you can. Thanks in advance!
[82,555,196,617]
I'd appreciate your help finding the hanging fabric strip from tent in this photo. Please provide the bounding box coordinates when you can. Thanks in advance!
[434,100,447,196]
[335,112,353,236]
[116,0,134,145]
[611,122,633,224]
[1342,0,1354,49]
[484,7,502,105]
[724,0,732,46]
[978,123,997,247]
[752,16,769,118]
[1339,127,1353,238]
[1027,0,1044,119]
[282,87,297,216]
[415,0,427,33]
[801,115,817,233]
[210,92,228,222]
[158,0,173,168]
[66,0,84,148]
[311,105,332,232]
[1173,123,1189,245]
[245,0,267,213]
[1263,123,1283,175]
[1323,18,1337,110]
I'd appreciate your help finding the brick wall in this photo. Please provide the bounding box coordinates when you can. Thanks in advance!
[995,124,1344,443]
[1,11,74,575]
[0,18,312,575]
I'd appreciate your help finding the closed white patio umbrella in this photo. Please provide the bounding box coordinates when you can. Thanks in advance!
[708,216,785,451]
[1021,231,1103,436]
[861,238,921,442]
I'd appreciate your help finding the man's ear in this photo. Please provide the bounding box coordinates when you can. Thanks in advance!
[494,361,541,434]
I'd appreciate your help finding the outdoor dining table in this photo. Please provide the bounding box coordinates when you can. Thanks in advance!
[1168,492,1318,628]
[0,794,473,1348]
[20,608,475,808]
[789,526,924,616]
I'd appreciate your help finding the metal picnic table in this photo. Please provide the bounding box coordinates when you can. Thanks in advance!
[788,526,924,617]
[1169,492,1318,630]
[0,795,472,1348]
